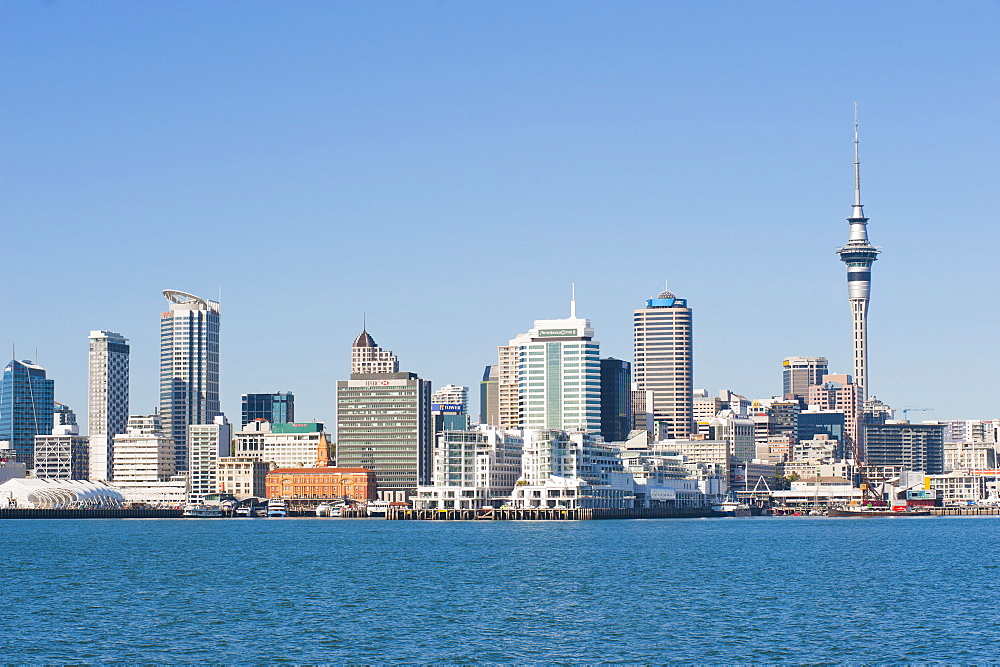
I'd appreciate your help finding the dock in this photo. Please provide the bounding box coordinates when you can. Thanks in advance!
[387,506,712,521]
[930,507,1000,516]
[0,508,183,519]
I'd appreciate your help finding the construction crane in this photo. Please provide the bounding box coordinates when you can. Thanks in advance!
[899,407,933,421]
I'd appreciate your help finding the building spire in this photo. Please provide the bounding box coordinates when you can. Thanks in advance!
[570,283,577,318]
[851,101,866,220]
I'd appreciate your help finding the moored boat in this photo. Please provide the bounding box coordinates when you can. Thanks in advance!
[366,500,392,517]
[266,499,287,517]
[182,503,224,518]
[711,500,753,517]
[828,505,932,517]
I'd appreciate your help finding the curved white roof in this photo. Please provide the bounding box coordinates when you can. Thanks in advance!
[0,479,125,509]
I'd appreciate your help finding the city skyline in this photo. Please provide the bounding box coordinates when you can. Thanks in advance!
[1,2,996,424]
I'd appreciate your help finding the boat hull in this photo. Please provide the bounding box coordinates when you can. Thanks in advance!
[828,507,932,517]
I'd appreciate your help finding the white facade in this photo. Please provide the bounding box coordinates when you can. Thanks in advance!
[0,478,125,509]
[431,384,469,412]
[34,425,90,480]
[88,330,129,481]
[699,410,755,463]
[217,456,270,499]
[413,425,523,509]
[508,430,634,509]
[112,415,175,486]
[187,415,232,502]
[159,290,220,474]
[502,303,601,433]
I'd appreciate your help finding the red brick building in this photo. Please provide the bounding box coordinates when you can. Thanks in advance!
[265,467,377,504]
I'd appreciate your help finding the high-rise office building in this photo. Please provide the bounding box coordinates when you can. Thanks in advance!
[336,330,431,501]
[600,358,632,442]
[159,290,220,473]
[782,357,828,404]
[88,330,129,481]
[0,359,55,468]
[837,109,880,399]
[864,422,945,475]
[351,329,399,374]
[241,392,294,429]
[480,365,499,426]
[432,385,468,413]
[633,287,693,439]
[500,298,602,433]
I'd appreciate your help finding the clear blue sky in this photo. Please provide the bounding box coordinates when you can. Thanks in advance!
[2,1,997,426]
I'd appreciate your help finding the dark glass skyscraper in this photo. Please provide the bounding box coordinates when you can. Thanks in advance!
[241,392,294,429]
[0,359,55,468]
[600,357,632,442]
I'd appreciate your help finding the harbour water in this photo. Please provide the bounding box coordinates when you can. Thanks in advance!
[3,516,999,663]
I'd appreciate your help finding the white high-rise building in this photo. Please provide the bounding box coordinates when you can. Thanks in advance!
[87,330,129,481]
[187,415,231,502]
[351,329,399,375]
[159,290,220,473]
[500,297,601,433]
[112,415,176,486]
[431,384,468,412]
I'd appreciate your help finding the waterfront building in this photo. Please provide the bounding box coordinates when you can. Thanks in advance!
[217,456,270,498]
[159,290,221,473]
[479,365,499,426]
[925,472,994,504]
[808,375,862,456]
[34,423,89,480]
[633,287,693,439]
[413,425,523,510]
[241,392,294,429]
[0,478,125,509]
[769,476,862,510]
[617,431,710,507]
[0,359,55,469]
[187,415,232,502]
[836,110,880,399]
[265,467,377,506]
[508,430,634,509]
[782,357,829,405]
[351,329,399,374]
[499,298,602,433]
[943,441,997,472]
[337,330,431,501]
[863,421,945,475]
[233,420,332,470]
[88,330,129,481]
[600,358,632,443]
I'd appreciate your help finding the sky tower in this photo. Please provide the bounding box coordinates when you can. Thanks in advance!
[837,106,880,399]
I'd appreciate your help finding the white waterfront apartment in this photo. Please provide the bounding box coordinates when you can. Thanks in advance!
[187,415,231,502]
[498,297,602,433]
[508,430,634,509]
[87,330,129,481]
[413,425,522,509]
[111,414,187,504]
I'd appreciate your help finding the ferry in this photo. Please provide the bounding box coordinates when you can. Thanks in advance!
[711,500,753,517]
[182,503,224,518]
[828,505,932,517]
[234,505,252,517]
[366,500,393,517]
[266,499,288,517]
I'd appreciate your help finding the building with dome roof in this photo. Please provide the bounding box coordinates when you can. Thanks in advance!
[633,285,694,440]
[351,329,399,375]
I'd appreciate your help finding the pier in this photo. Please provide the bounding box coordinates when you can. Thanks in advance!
[387,506,712,521]
[930,507,1000,516]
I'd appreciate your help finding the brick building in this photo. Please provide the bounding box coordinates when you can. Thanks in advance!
[265,467,376,505]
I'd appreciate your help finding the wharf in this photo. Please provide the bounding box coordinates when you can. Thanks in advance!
[931,507,1000,516]
[387,506,712,521]
[0,508,183,519]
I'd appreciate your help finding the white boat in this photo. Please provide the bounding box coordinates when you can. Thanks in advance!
[314,503,332,517]
[182,503,224,518]
[266,499,287,517]
[366,500,393,517]
[234,505,252,517]
[711,500,753,517]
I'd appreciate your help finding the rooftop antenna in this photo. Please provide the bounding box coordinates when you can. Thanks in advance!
[570,283,577,318]
[363,312,367,332]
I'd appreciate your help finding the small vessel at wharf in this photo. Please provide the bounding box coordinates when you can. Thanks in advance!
[266,499,288,517]
[828,505,932,517]
[182,503,224,518]
[711,500,753,517]
[366,500,392,517]
[314,503,332,517]
[234,505,252,517]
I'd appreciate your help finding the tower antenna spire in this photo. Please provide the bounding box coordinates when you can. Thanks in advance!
[570,283,577,318]
[852,101,864,218]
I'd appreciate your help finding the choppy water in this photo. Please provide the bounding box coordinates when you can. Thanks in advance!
[2,515,999,663]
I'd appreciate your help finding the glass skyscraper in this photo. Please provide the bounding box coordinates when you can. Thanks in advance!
[599,357,632,442]
[0,359,55,468]
[159,290,220,473]
[241,392,294,429]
